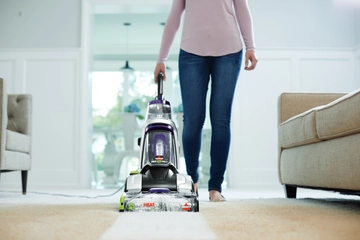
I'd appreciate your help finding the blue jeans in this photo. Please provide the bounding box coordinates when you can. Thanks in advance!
[178,49,243,192]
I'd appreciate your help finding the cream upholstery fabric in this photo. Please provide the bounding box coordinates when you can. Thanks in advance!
[0,78,32,171]
[277,92,345,124]
[4,151,31,170]
[278,93,344,149]
[279,90,360,149]
[6,130,30,153]
[278,106,321,148]
[277,91,354,190]
[316,88,360,140]
[280,133,360,190]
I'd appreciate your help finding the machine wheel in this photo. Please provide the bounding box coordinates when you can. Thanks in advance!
[194,198,199,212]
[119,195,125,212]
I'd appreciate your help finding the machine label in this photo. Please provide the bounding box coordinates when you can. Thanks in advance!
[143,202,155,207]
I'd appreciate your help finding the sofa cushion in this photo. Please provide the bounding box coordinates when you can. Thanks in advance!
[316,88,360,140]
[279,106,324,148]
[6,130,30,153]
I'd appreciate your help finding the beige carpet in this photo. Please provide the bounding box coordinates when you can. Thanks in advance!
[0,188,360,240]
[200,198,360,240]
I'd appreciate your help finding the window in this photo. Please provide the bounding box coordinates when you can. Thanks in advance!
[91,70,182,187]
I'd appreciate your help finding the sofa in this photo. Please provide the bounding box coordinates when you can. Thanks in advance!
[278,89,360,198]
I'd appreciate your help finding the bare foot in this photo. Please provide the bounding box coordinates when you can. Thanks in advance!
[194,182,199,196]
[209,190,226,202]
[194,182,199,192]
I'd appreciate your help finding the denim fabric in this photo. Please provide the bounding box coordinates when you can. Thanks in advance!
[178,49,243,192]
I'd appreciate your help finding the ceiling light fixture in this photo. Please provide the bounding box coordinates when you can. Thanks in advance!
[120,22,134,71]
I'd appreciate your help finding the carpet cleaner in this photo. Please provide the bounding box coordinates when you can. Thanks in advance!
[119,73,199,212]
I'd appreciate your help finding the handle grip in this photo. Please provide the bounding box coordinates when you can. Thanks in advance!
[157,73,163,100]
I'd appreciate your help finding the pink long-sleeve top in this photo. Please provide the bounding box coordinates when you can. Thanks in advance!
[157,0,256,64]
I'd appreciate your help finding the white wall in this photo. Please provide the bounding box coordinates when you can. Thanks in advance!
[355,46,360,84]
[0,0,81,48]
[249,0,356,49]
[355,6,360,46]
[0,0,360,189]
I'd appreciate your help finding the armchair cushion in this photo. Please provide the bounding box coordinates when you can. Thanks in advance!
[6,130,30,153]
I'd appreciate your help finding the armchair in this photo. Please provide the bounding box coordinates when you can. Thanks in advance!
[0,78,32,194]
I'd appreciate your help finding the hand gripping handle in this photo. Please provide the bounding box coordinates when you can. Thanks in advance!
[157,73,163,100]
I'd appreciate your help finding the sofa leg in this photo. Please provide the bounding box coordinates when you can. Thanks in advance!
[284,184,297,198]
[21,171,28,195]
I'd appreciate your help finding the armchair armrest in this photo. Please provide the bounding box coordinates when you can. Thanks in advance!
[277,92,345,125]
[0,78,8,161]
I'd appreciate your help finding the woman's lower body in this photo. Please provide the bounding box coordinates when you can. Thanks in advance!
[178,49,243,195]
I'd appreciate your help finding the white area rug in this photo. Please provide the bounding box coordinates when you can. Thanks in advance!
[101,212,216,240]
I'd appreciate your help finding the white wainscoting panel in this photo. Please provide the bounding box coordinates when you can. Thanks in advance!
[0,49,83,187]
[228,48,359,188]
[26,59,77,170]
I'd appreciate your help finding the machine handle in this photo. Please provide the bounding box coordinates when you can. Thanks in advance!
[157,73,163,100]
